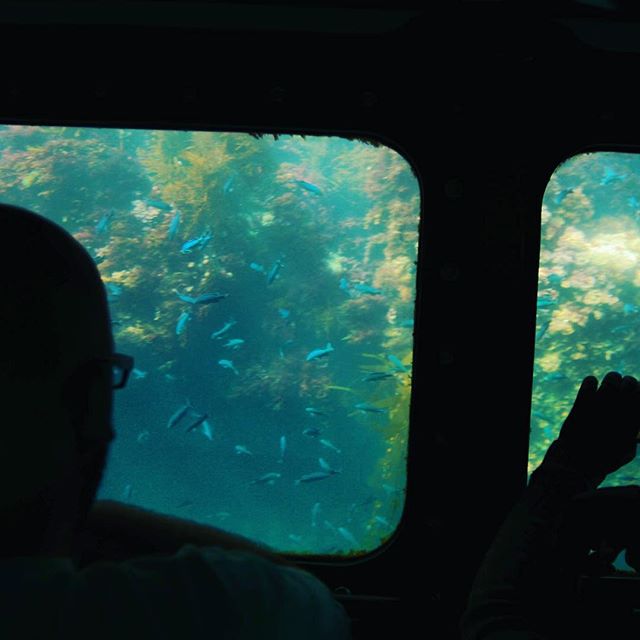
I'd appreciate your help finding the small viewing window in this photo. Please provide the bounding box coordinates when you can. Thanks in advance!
[532,151,640,487]
[0,125,420,556]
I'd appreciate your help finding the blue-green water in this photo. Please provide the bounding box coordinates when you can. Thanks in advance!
[0,126,419,556]
[532,151,640,486]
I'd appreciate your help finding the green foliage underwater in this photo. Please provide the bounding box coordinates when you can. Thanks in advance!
[0,125,420,556]
[533,151,640,488]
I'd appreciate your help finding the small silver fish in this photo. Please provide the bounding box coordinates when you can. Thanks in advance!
[305,343,334,362]
[218,359,239,375]
[387,354,408,372]
[295,471,335,484]
[354,402,387,414]
[362,371,395,382]
[323,520,337,533]
[185,413,213,440]
[311,502,321,528]
[250,472,281,485]
[223,338,245,349]
[319,438,341,454]
[337,527,359,548]
[176,311,192,335]
[167,399,193,429]
[211,319,236,339]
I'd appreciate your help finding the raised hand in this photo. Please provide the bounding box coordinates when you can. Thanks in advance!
[557,372,640,480]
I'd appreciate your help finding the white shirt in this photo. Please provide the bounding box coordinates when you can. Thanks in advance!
[0,544,351,639]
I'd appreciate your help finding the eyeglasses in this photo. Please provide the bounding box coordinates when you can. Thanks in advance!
[96,352,135,389]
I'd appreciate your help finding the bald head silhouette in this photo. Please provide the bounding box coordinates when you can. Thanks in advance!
[0,203,115,557]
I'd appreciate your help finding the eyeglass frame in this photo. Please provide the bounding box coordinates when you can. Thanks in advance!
[94,352,135,390]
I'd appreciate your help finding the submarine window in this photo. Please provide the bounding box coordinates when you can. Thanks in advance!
[531,150,640,489]
[0,125,419,557]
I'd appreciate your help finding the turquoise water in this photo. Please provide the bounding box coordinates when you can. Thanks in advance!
[0,126,419,556]
[532,151,640,487]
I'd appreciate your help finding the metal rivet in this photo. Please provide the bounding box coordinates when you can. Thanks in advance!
[444,178,463,199]
[270,86,286,103]
[362,91,377,108]
[440,263,460,281]
[183,90,197,104]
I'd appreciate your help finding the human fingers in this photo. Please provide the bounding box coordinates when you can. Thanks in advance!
[576,375,598,401]
[601,371,623,388]
[559,376,598,443]
[620,374,640,419]
[568,375,598,419]
[620,374,639,394]
[614,375,640,444]
[597,372,630,427]
[598,371,623,403]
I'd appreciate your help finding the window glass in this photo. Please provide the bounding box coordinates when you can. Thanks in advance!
[0,126,420,555]
[532,151,640,486]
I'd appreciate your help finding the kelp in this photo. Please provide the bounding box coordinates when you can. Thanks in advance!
[0,124,422,554]
[0,126,148,227]
[531,152,640,484]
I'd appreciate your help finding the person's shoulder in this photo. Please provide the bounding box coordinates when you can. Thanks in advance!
[82,545,351,639]
[174,545,353,639]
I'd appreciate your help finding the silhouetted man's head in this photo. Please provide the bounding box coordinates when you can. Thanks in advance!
[0,204,115,557]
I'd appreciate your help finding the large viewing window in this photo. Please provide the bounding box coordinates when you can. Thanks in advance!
[532,151,640,489]
[0,125,419,557]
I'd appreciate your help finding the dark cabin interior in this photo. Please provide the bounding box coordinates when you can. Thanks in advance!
[2,0,640,637]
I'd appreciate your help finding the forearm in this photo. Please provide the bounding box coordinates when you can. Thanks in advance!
[79,499,294,567]
[461,441,599,640]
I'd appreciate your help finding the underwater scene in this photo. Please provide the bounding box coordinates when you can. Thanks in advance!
[0,125,419,557]
[532,151,640,491]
